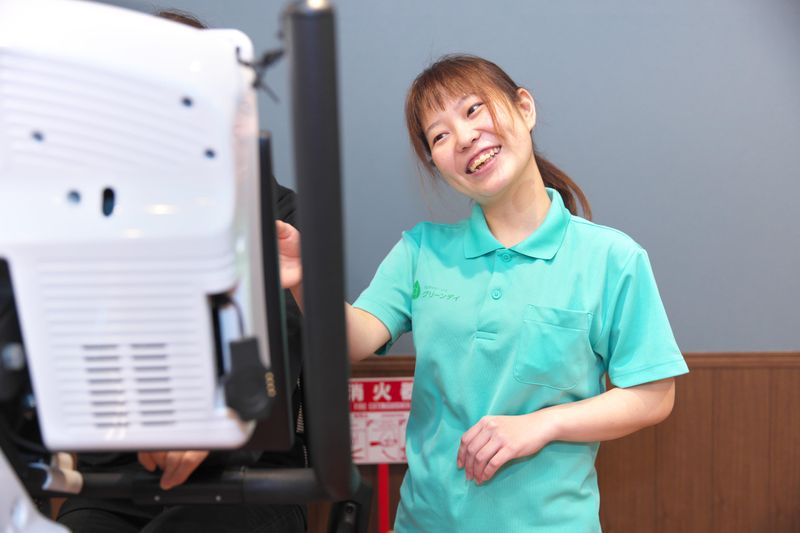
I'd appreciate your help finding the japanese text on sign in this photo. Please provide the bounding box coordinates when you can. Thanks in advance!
[349,377,413,464]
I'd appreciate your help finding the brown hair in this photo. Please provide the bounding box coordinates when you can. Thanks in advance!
[156,9,207,29]
[405,54,591,219]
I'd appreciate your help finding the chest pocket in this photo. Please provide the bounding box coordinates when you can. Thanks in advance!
[513,304,594,390]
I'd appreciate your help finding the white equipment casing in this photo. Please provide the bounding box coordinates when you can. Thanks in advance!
[0,0,269,450]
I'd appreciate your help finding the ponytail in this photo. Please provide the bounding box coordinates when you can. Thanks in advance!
[534,145,591,220]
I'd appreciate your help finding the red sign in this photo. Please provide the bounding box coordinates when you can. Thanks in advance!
[349,377,413,464]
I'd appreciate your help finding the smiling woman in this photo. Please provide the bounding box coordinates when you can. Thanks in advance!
[405,54,592,220]
[276,53,689,532]
[418,88,540,216]
[394,55,685,532]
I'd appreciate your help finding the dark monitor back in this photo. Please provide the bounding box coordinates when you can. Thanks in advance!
[240,132,298,452]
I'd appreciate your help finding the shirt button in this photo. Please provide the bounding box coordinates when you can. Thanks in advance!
[501,253,512,262]
[491,289,502,300]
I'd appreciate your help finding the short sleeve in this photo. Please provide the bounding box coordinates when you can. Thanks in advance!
[352,231,419,354]
[595,248,689,388]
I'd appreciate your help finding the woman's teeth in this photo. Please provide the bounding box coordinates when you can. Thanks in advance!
[468,147,500,173]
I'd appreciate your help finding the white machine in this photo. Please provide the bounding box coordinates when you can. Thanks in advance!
[0,1,364,531]
[0,0,271,451]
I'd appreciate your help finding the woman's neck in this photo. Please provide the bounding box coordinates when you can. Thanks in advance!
[481,168,551,249]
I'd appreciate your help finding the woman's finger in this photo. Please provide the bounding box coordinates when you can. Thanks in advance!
[465,429,494,481]
[161,451,209,490]
[459,425,492,480]
[457,418,489,469]
[478,447,514,484]
[137,452,157,472]
[472,438,503,484]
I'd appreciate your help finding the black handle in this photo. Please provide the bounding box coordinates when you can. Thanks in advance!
[284,0,359,501]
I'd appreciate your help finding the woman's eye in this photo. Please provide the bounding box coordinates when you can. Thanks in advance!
[467,102,483,117]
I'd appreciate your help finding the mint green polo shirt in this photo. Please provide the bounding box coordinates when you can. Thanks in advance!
[353,188,688,533]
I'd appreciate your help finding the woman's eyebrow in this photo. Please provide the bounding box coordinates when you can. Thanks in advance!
[424,120,443,136]
[423,95,470,136]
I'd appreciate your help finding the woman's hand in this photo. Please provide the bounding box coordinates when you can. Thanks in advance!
[457,379,676,485]
[457,412,555,485]
[137,450,210,490]
[275,220,303,290]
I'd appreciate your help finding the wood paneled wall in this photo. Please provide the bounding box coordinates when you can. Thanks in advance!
[309,353,800,533]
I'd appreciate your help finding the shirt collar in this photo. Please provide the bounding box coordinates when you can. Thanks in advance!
[463,188,571,260]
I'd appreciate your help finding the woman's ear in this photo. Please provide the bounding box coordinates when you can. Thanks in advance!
[516,88,536,131]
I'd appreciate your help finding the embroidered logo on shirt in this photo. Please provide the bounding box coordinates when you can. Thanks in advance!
[417,284,460,302]
[412,280,421,300]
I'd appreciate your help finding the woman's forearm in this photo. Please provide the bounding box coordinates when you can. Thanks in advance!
[543,378,676,443]
[289,283,389,363]
[458,378,677,484]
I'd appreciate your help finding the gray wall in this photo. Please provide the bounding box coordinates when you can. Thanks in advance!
[115,0,800,352]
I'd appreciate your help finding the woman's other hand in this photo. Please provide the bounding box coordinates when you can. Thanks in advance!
[138,450,210,491]
[276,220,303,290]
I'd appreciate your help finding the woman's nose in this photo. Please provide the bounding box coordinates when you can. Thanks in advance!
[455,124,479,151]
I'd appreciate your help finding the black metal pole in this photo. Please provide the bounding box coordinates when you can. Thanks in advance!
[284,1,358,500]
[31,468,326,505]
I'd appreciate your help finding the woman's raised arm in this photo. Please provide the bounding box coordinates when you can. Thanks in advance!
[275,220,391,363]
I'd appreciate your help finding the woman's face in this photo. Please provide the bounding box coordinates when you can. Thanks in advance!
[421,87,537,208]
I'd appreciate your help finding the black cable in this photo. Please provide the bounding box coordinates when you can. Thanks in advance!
[1,260,18,330]
[227,297,246,338]
[237,48,285,102]
[212,293,246,338]
[7,431,49,455]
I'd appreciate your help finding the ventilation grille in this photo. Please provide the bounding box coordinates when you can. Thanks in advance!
[0,49,213,172]
[40,260,227,431]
